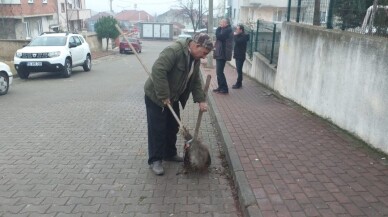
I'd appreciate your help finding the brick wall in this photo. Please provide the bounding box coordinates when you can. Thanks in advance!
[0,0,57,17]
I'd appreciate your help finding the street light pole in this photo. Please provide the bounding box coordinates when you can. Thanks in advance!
[206,0,213,68]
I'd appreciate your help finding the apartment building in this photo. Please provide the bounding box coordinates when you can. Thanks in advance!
[238,0,289,24]
[0,0,90,39]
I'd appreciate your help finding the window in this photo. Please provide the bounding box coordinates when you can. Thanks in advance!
[38,20,43,35]
[73,36,81,46]
[25,22,31,39]
[68,36,76,47]
[28,0,34,3]
[78,36,85,44]
[0,0,21,4]
[43,0,47,3]
[61,3,65,13]
[273,10,284,22]
[320,11,327,23]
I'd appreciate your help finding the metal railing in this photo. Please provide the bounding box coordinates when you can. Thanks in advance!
[287,0,388,37]
[245,20,281,65]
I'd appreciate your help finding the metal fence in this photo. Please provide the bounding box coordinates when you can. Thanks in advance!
[245,20,281,65]
[287,0,388,37]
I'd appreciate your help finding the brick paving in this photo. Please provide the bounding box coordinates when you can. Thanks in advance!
[2,46,387,217]
[201,61,388,217]
[0,46,242,217]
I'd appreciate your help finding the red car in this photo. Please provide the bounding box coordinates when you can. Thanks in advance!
[119,38,142,54]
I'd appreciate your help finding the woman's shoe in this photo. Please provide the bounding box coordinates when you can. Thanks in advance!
[232,83,242,89]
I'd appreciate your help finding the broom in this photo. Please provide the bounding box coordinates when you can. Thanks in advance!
[115,24,211,170]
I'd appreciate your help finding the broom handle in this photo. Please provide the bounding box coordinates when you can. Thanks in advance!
[166,103,183,128]
[193,75,211,140]
[115,24,183,128]
[115,24,151,77]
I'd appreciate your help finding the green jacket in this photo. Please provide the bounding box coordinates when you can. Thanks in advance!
[144,38,205,108]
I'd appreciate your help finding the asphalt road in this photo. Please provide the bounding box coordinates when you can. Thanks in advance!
[0,41,242,217]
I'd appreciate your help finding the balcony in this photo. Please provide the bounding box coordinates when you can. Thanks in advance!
[67,9,91,21]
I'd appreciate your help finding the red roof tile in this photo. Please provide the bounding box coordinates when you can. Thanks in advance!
[115,10,154,22]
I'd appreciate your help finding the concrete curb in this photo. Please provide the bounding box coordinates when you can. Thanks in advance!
[205,71,262,217]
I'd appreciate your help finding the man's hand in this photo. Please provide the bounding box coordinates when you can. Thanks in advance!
[162,99,171,105]
[199,102,208,112]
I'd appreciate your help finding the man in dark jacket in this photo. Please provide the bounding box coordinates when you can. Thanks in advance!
[213,18,233,94]
[144,33,213,175]
[232,24,249,89]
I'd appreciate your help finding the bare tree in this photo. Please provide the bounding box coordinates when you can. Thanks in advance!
[178,0,208,32]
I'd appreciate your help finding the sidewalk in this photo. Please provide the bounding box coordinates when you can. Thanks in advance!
[201,61,388,217]
[92,50,116,59]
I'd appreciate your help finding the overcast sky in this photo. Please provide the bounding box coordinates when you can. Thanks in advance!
[85,0,182,16]
[84,0,221,16]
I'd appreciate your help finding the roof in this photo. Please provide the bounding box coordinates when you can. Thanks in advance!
[115,10,154,22]
[158,9,182,16]
[87,12,114,22]
[171,22,185,29]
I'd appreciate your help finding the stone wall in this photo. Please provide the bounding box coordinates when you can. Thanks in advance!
[275,23,388,153]
[243,22,388,153]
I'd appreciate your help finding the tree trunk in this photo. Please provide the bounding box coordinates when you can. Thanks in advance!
[313,0,321,26]
[106,38,109,51]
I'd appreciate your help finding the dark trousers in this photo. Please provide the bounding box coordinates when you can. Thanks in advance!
[235,58,245,85]
[145,95,180,165]
[216,59,228,91]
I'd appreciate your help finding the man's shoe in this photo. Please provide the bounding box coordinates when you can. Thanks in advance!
[164,155,184,162]
[213,88,220,92]
[217,89,229,94]
[232,84,242,89]
[149,161,164,175]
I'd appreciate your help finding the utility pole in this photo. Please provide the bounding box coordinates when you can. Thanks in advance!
[110,0,113,13]
[222,0,225,17]
[66,0,69,31]
[206,0,213,68]
[199,0,201,30]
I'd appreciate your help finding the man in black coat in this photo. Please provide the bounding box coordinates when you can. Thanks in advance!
[213,18,233,94]
[232,24,249,89]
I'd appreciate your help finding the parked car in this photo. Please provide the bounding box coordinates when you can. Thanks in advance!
[177,34,192,40]
[0,61,13,95]
[119,37,142,54]
[14,32,92,79]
